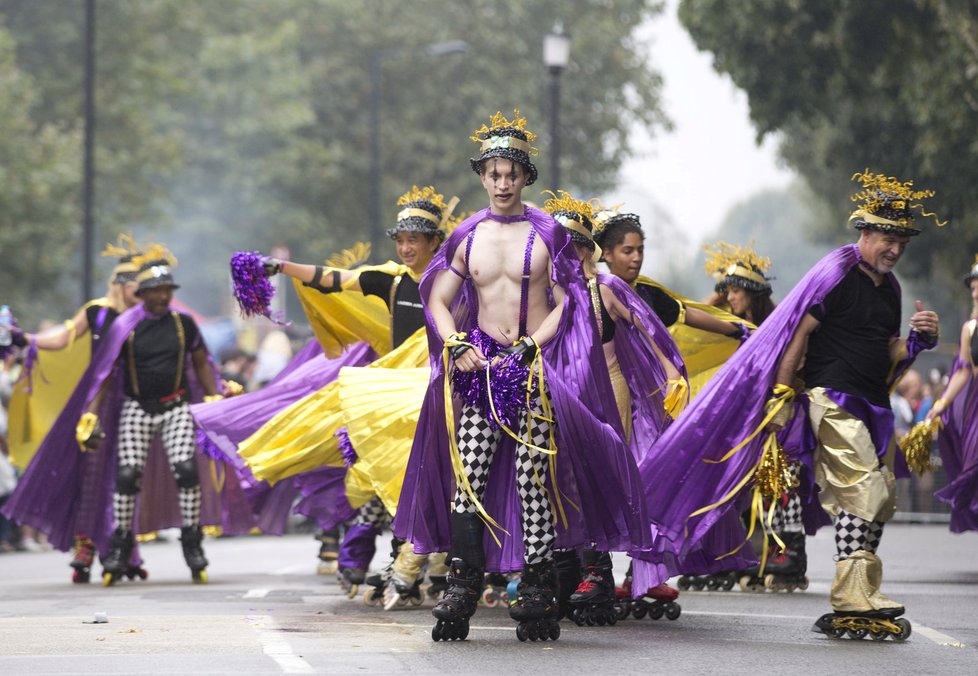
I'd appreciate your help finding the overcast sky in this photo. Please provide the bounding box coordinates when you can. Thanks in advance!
[599,0,796,273]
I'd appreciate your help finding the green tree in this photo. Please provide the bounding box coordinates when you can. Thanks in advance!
[679,0,978,323]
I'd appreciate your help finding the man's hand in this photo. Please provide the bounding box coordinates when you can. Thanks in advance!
[261,256,283,277]
[75,412,105,452]
[447,333,487,373]
[763,385,796,433]
[909,300,939,341]
[495,336,538,367]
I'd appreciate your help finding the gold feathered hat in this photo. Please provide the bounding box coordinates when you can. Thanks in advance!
[131,242,179,296]
[849,169,946,236]
[703,241,773,293]
[100,233,144,283]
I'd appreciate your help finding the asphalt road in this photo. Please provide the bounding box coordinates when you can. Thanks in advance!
[0,524,975,675]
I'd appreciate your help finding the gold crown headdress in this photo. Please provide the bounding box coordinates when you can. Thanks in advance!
[101,233,145,280]
[391,185,459,235]
[470,109,539,155]
[703,241,772,291]
[849,169,946,234]
[131,242,178,289]
[543,190,597,242]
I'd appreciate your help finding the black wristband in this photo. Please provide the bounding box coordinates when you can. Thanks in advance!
[449,342,472,360]
[500,336,537,366]
[303,266,342,294]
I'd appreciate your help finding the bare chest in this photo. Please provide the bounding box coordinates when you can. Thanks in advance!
[468,221,547,286]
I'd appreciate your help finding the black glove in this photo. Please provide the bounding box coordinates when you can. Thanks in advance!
[728,321,752,343]
[261,256,282,277]
[447,333,472,360]
[498,336,538,366]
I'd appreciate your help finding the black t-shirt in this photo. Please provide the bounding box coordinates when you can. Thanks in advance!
[635,282,682,327]
[970,321,978,366]
[85,304,120,353]
[358,271,425,349]
[121,312,201,400]
[803,267,900,407]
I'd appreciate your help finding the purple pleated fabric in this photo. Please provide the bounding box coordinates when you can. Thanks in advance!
[291,466,357,533]
[936,356,978,532]
[392,207,651,572]
[639,245,873,562]
[2,304,256,556]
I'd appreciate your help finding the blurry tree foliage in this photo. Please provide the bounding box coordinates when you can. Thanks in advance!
[0,0,667,320]
[679,0,978,315]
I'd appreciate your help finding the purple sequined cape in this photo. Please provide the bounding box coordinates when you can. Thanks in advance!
[936,354,978,532]
[638,245,895,561]
[2,304,255,556]
[392,207,651,571]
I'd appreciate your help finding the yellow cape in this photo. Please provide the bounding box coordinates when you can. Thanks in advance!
[7,300,106,470]
[635,276,750,398]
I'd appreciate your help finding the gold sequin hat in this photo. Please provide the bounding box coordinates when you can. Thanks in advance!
[543,190,601,260]
[132,243,179,296]
[703,241,773,293]
[849,169,946,236]
[101,233,144,283]
[387,185,459,241]
[469,109,539,185]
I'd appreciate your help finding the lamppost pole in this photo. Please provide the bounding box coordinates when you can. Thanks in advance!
[82,0,96,303]
[543,23,571,195]
[367,41,467,252]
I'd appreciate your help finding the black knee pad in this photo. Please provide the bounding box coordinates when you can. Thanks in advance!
[116,465,143,495]
[173,459,199,489]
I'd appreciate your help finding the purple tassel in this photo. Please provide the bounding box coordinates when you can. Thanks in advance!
[195,428,226,462]
[336,427,358,467]
[229,251,289,325]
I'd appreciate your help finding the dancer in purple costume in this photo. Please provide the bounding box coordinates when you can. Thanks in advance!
[3,246,256,586]
[928,255,978,533]
[637,171,943,640]
[393,110,649,643]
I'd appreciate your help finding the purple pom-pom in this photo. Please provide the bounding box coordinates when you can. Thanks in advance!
[451,329,536,431]
[229,251,289,325]
[336,427,359,467]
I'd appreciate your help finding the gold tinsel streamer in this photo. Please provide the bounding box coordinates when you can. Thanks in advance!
[396,185,448,210]
[898,418,940,474]
[542,190,596,220]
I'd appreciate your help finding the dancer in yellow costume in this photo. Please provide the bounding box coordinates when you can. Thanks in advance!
[242,186,456,600]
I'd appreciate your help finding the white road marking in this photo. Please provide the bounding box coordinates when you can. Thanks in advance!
[915,623,966,648]
[243,588,270,599]
[272,564,307,576]
[246,615,314,673]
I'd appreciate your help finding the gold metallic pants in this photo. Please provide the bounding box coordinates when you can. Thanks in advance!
[607,358,632,445]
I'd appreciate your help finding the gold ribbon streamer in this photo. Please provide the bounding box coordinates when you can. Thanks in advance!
[663,378,689,418]
[442,333,508,546]
[209,458,226,493]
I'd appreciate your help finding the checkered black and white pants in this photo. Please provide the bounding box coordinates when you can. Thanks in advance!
[770,462,804,534]
[452,403,555,566]
[114,398,201,529]
[354,496,391,528]
[834,511,884,561]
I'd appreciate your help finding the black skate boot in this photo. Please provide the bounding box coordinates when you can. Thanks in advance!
[553,549,581,620]
[70,535,96,584]
[431,558,483,641]
[317,529,340,575]
[362,563,393,606]
[761,531,809,592]
[101,528,134,587]
[180,525,209,583]
[511,560,560,642]
[569,551,616,627]
[426,574,448,601]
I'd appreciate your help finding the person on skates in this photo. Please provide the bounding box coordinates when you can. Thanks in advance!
[634,171,943,641]
[393,110,650,644]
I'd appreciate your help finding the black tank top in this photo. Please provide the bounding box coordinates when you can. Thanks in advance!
[970,320,978,366]
[599,289,615,344]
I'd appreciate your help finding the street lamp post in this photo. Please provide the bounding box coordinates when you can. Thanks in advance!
[82,0,96,303]
[543,23,571,194]
[368,41,468,250]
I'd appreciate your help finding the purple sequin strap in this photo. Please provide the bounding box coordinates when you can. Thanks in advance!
[519,228,535,337]
[485,205,529,223]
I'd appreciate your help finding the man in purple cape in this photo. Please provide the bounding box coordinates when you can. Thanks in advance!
[3,248,255,585]
[640,171,942,640]
[393,110,648,642]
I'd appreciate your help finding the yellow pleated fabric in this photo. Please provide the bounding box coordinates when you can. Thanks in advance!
[344,461,377,510]
[7,302,100,470]
[238,327,430,484]
[339,366,431,514]
[635,277,747,398]
[293,260,413,359]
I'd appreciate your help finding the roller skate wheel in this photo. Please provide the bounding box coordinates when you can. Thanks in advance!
[614,601,630,621]
[431,621,444,641]
[548,622,560,640]
[192,570,208,584]
[870,629,888,641]
[846,628,867,639]
[528,623,540,641]
[665,603,681,621]
[317,560,338,576]
[102,572,115,587]
[677,576,691,591]
[516,623,529,642]
[631,602,648,620]
[893,618,911,642]
[648,603,665,620]
[738,576,752,592]
[481,588,498,608]
[763,574,775,590]
[571,607,584,626]
[798,578,809,591]
[409,594,424,607]
[705,576,720,591]
[457,621,470,641]
[721,574,736,591]
[72,569,91,584]
[363,588,381,606]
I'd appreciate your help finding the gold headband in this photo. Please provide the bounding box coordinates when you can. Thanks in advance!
[725,263,768,286]
[397,207,440,225]
[480,135,533,154]
[560,218,594,242]
[848,209,916,230]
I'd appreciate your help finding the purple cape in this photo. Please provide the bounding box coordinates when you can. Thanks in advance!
[2,304,255,556]
[392,207,651,571]
[639,244,900,562]
[936,354,978,533]
[190,340,376,534]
